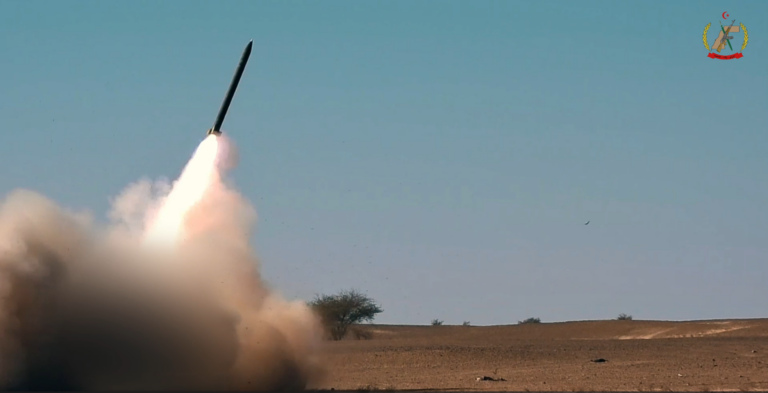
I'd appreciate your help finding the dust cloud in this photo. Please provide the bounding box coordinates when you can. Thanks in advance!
[0,134,325,391]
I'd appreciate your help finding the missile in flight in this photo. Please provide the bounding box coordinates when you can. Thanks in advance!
[207,40,253,136]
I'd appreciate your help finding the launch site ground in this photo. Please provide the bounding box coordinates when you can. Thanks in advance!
[314,319,768,391]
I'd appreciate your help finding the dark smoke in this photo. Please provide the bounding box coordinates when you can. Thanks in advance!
[0,158,324,391]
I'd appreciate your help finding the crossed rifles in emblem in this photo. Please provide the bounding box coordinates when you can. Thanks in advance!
[714,19,736,53]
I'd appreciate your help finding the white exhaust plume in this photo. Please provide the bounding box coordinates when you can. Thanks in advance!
[0,134,325,391]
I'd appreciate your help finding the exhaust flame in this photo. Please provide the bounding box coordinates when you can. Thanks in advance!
[143,135,221,246]
[0,132,325,391]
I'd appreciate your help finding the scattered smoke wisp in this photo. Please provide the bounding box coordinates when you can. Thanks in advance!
[0,134,325,391]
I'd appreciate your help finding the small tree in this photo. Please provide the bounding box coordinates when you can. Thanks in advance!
[462,321,471,326]
[518,317,541,324]
[308,289,383,341]
[617,313,633,321]
[431,319,444,326]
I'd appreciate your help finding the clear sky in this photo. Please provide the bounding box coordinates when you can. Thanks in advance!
[1,1,766,325]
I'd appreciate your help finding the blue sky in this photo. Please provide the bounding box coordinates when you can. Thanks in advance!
[1,0,766,325]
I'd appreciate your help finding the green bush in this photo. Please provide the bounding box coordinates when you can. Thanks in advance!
[518,317,541,324]
[308,289,383,341]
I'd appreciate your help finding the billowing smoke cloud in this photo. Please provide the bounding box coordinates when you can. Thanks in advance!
[0,134,325,391]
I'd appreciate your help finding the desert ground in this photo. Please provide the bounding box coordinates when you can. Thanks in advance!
[312,319,768,391]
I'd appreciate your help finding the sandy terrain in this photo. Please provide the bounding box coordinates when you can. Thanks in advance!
[311,319,768,391]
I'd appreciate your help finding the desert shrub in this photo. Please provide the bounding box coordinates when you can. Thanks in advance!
[308,289,383,341]
[431,319,444,326]
[617,313,633,320]
[518,317,541,324]
[462,321,471,326]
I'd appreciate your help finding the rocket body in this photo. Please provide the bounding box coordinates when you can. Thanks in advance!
[207,40,253,136]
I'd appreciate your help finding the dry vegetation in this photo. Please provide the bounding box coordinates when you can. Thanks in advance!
[310,318,768,391]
